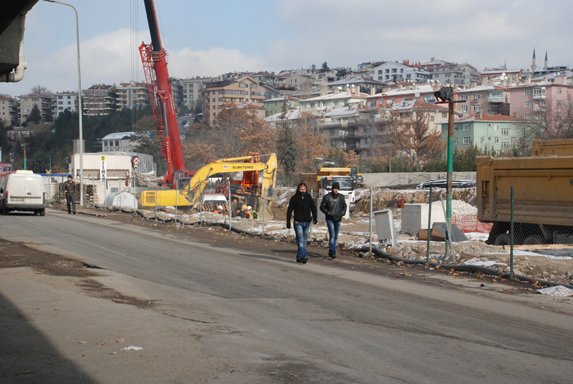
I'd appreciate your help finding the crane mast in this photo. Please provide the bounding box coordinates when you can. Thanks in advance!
[139,0,188,185]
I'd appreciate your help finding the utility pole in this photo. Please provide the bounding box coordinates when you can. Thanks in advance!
[434,86,462,256]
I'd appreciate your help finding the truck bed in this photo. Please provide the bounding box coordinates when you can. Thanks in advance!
[476,155,573,225]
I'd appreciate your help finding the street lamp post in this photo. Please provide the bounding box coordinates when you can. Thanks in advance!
[434,86,463,260]
[44,0,83,205]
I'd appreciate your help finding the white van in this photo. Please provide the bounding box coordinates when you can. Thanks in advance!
[0,171,46,216]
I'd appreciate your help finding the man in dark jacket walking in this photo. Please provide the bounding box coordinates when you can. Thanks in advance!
[320,181,347,258]
[287,183,317,264]
[63,175,77,215]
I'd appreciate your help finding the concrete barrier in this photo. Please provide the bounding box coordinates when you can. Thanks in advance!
[363,172,475,188]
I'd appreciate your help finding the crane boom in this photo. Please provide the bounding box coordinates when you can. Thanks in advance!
[139,0,187,185]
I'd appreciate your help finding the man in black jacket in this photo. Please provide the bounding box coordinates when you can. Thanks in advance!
[63,175,77,215]
[286,183,317,264]
[320,181,347,258]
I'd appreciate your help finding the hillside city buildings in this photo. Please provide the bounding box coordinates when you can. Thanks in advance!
[3,50,572,159]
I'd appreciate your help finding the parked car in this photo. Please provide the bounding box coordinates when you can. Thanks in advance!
[0,170,46,215]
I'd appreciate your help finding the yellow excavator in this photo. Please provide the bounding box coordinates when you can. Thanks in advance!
[141,153,277,208]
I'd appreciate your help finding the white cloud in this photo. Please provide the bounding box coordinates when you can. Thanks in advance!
[7,28,266,95]
[168,47,265,78]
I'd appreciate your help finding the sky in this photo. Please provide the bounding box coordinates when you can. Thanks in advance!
[2,0,573,96]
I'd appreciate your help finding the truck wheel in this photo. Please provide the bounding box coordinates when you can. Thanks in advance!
[523,235,543,245]
[1,202,7,215]
[494,233,511,245]
[40,209,46,217]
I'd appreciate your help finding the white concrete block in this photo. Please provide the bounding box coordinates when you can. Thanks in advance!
[401,203,447,236]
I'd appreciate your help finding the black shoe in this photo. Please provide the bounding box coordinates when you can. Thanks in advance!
[68,212,71,214]
[73,212,76,215]
[329,252,336,259]
[301,257,308,264]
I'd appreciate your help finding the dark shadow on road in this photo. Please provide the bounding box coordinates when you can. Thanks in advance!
[0,292,97,383]
[237,250,326,264]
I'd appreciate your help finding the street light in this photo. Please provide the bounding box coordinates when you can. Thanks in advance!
[43,0,84,206]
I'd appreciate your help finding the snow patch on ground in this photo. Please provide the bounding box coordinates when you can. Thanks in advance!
[462,259,507,267]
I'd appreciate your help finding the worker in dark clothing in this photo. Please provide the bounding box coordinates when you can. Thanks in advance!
[320,181,347,258]
[287,182,318,264]
[63,175,77,215]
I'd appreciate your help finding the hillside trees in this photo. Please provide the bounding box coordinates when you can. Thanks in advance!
[26,105,42,125]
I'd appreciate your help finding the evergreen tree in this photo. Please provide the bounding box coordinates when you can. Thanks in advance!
[276,115,297,181]
[322,62,329,70]
[26,104,42,124]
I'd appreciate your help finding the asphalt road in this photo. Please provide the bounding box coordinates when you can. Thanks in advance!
[1,209,573,383]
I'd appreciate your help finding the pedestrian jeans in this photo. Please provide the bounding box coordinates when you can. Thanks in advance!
[326,220,341,255]
[66,194,76,213]
[294,221,311,260]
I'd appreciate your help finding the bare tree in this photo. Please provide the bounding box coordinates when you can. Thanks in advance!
[30,85,53,95]
[388,109,445,170]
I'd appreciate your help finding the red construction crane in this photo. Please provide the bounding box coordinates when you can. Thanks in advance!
[139,0,193,186]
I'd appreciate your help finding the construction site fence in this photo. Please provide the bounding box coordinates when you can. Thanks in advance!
[376,186,573,288]
[50,177,136,207]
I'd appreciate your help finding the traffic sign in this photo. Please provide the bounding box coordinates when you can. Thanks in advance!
[132,156,140,169]
[100,155,106,162]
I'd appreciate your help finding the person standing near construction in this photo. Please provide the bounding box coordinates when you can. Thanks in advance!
[320,181,347,258]
[63,175,77,215]
[286,183,317,264]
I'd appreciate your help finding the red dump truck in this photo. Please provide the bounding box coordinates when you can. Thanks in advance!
[477,139,573,245]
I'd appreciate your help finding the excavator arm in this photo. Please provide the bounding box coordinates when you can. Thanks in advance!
[140,154,277,208]
[184,154,277,204]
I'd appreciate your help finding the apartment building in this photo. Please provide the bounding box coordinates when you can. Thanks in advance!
[430,62,479,87]
[0,95,17,125]
[455,85,510,116]
[327,77,383,95]
[83,84,117,116]
[479,68,522,84]
[202,76,265,124]
[370,61,431,84]
[116,82,148,109]
[419,58,450,72]
[53,91,78,118]
[440,114,521,156]
[509,77,572,121]
[18,93,53,124]
[263,95,300,117]
[176,77,211,111]
[299,88,367,115]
